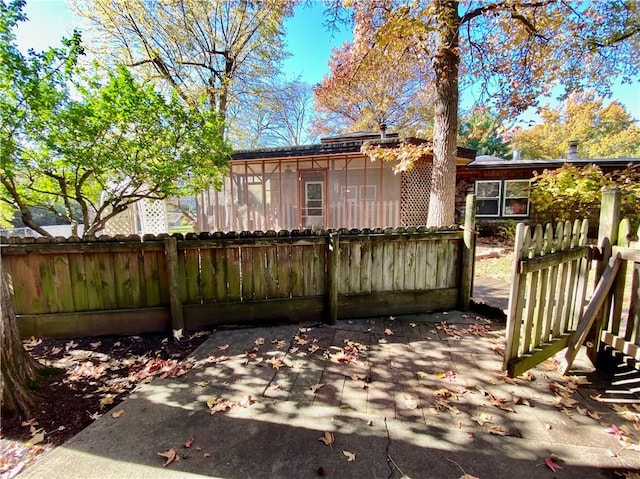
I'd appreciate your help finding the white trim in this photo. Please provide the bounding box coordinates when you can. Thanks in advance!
[475,180,501,217]
[502,179,530,217]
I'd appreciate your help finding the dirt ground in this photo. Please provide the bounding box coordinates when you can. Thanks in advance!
[0,331,211,477]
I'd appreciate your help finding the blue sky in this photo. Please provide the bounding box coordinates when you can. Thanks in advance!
[15,0,640,123]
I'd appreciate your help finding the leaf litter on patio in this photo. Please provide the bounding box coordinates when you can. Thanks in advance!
[5,317,640,478]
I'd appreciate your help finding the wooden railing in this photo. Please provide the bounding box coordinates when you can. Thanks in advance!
[2,196,476,338]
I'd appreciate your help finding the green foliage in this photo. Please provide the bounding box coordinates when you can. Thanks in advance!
[496,220,518,242]
[530,163,640,228]
[458,106,510,158]
[1,2,231,237]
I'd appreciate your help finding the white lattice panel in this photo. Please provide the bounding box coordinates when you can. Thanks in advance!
[137,199,168,235]
[400,158,433,226]
[103,207,134,236]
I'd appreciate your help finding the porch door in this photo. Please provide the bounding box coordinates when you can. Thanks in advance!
[299,170,326,229]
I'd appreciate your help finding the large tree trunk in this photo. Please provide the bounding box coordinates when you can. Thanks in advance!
[1,271,43,418]
[428,0,460,227]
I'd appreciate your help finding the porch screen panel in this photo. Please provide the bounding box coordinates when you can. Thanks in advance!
[362,158,382,228]
[263,162,281,231]
[328,158,350,228]
[280,161,299,230]
[380,163,401,228]
[245,163,265,231]
[400,158,432,227]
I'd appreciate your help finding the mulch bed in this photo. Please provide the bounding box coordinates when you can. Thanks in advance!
[0,331,210,477]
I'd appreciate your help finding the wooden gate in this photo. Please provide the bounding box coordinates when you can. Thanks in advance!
[504,219,592,377]
[504,189,640,378]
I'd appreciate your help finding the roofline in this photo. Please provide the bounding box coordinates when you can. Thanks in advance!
[232,137,476,162]
[464,158,640,169]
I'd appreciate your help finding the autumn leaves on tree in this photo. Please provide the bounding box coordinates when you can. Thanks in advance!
[319,0,639,225]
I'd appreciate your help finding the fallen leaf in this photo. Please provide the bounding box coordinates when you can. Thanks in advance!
[488,426,508,436]
[184,438,194,448]
[544,455,563,473]
[343,450,356,462]
[384,328,394,336]
[310,383,325,393]
[203,452,211,458]
[27,431,45,446]
[403,395,419,410]
[111,409,124,419]
[460,474,479,479]
[157,447,178,467]
[195,381,209,387]
[99,394,115,409]
[471,413,493,426]
[218,344,229,351]
[319,431,335,446]
[239,394,255,407]
[512,395,531,407]
[587,410,602,421]
[173,329,183,341]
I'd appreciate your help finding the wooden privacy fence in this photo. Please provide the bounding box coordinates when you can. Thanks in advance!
[1,196,476,338]
[504,219,591,377]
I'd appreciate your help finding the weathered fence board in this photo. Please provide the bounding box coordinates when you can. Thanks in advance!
[2,195,477,338]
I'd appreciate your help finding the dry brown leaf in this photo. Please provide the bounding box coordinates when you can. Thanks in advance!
[111,409,124,419]
[173,329,183,341]
[310,383,325,393]
[471,413,493,426]
[343,450,356,462]
[384,328,394,336]
[459,474,479,479]
[27,431,45,446]
[184,437,194,448]
[588,410,602,421]
[157,447,178,467]
[319,431,335,446]
[488,426,508,436]
[99,394,114,409]
[218,344,229,351]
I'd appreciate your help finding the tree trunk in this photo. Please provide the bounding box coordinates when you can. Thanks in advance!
[1,271,43,418]
[428,0,460,227]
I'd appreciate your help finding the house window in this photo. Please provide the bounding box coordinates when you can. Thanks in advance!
[503,180,530,217]
[476,181,501,217]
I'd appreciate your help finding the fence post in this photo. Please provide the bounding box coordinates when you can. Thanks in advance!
[327,232,340,325]
[164,236,184,334]
[587,188,621,362]
[459,194,476,310]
